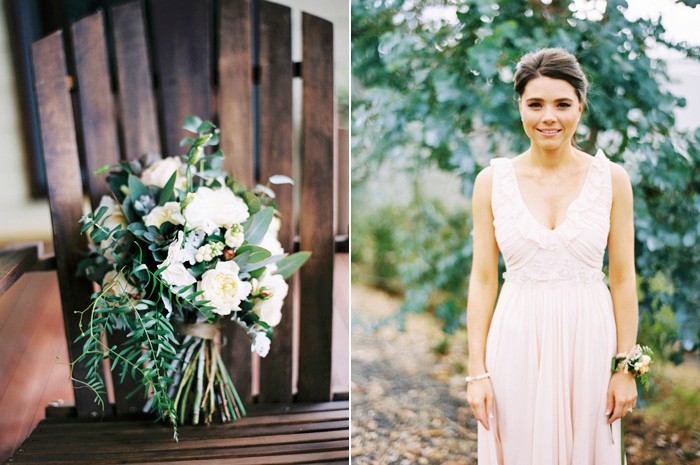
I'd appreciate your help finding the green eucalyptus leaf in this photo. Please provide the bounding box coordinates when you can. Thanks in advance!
[158,171,177,206]
[273,251,311,279]
[242,207,273,244]
[196,120,217,133]
[179,136,195,147]
[183,115,203,133]
[235,245,271,264]
[128,175,150,203]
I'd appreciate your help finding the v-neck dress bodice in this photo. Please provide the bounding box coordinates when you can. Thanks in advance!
[478,150,623,465]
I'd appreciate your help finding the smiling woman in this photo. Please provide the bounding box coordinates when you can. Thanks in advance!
[465,48,643,465]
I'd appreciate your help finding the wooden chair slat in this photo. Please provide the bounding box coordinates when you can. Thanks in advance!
[26,420,349,444]
[0,245,39,297]
[111,0,161,160]
[71,11,146,416]
[257,0,294,404]
[11,438,348,463]
[218,0,254,181]
[8,450,350,465]
[30,31,109,417]
[132,449,350,465]
[70,10,121,207]
[217,0,256,405]
[150,0,213,156]
[297,13,335,402]
[72,8,147,416]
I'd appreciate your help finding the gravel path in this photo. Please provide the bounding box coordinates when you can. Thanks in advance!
[351,284,476,464]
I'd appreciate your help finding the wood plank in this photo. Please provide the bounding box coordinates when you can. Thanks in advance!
[216,0,255,405]
[297,13,335,402]
[0,274,69,461]
[331,254,349,397]
[111,0,161,160]
[70,10,121,206]
[17,429,349,454]
[25,419,349,444]
[257,0,294,404]
[30,409,347,435]
[71,11,146,416]
[221,320,253,404]
[218,0,254,181]
[0,245,38,297]
[336,128,349,235]
[31,31,109,417]
[8,449,349,465]
[13,442,349,464]
[150,0,213,156]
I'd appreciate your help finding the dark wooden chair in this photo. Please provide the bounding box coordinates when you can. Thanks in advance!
[1,0,348,463]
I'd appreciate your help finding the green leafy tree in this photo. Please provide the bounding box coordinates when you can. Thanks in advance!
[352,0,700,349]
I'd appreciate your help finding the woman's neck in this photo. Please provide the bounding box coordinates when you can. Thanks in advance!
[525,144,579,169]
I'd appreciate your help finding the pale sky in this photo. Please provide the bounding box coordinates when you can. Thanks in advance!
[625,0,700,45]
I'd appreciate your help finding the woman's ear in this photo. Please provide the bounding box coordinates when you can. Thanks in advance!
[518,97,523,120]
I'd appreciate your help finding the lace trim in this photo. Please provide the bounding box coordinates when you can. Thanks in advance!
[503,268,604,284]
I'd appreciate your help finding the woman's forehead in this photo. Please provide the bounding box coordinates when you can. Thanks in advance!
[521,76,579,100]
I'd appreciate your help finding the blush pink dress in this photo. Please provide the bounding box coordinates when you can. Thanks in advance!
[478,150,623,465]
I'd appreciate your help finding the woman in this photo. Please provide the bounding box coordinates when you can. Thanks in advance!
[466,48,639,464]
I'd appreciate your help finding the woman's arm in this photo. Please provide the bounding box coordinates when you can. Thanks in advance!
[466,167,500,430]
[606,162,639,424]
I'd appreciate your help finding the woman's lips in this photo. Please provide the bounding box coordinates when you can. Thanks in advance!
[537,128,562,136]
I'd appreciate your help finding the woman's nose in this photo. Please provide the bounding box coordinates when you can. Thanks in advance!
[542,108,556,123]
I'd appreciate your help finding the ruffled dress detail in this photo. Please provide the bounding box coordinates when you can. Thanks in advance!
[478,150,623,465]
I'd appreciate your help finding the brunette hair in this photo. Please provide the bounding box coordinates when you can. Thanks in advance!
[513,48,589,105]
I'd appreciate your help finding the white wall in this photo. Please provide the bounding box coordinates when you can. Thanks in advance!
[0,4,52,243]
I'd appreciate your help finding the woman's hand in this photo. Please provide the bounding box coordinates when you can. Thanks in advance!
[466,378,495,430]
[606,370,638,424]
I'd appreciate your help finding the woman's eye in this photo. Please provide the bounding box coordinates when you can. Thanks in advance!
[558,102,571,108]
[528,103,541,108]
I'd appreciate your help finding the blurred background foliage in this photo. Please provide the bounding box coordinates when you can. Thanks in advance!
[351,0,700,358]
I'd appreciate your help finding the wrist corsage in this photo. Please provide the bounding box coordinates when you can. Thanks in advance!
[611,344,654,388]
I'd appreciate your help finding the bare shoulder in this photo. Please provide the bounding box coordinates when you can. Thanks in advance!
[473,165,494,200]
[608,161,633,203]
[610,162,632,192]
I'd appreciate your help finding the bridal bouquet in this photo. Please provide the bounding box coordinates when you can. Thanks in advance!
[75,116,309,439]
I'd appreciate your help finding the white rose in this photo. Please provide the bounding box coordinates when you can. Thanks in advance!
[250,269,288,327]
[251,332,271,357]
[198,260,252,315]
[143,202,185,228]
[184,187,250,234]
[140,156,190,190]
[161,262,196,287]
[96,196,128,262]
[102,270,138,298]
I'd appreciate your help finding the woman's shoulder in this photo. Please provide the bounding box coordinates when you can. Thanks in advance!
[602,156,633,200]
[472,164,496,200]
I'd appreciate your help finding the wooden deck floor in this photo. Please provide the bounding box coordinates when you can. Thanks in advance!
[0,253,349,462]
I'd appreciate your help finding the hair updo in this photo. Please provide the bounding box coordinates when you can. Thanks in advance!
[513,48,589,106]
